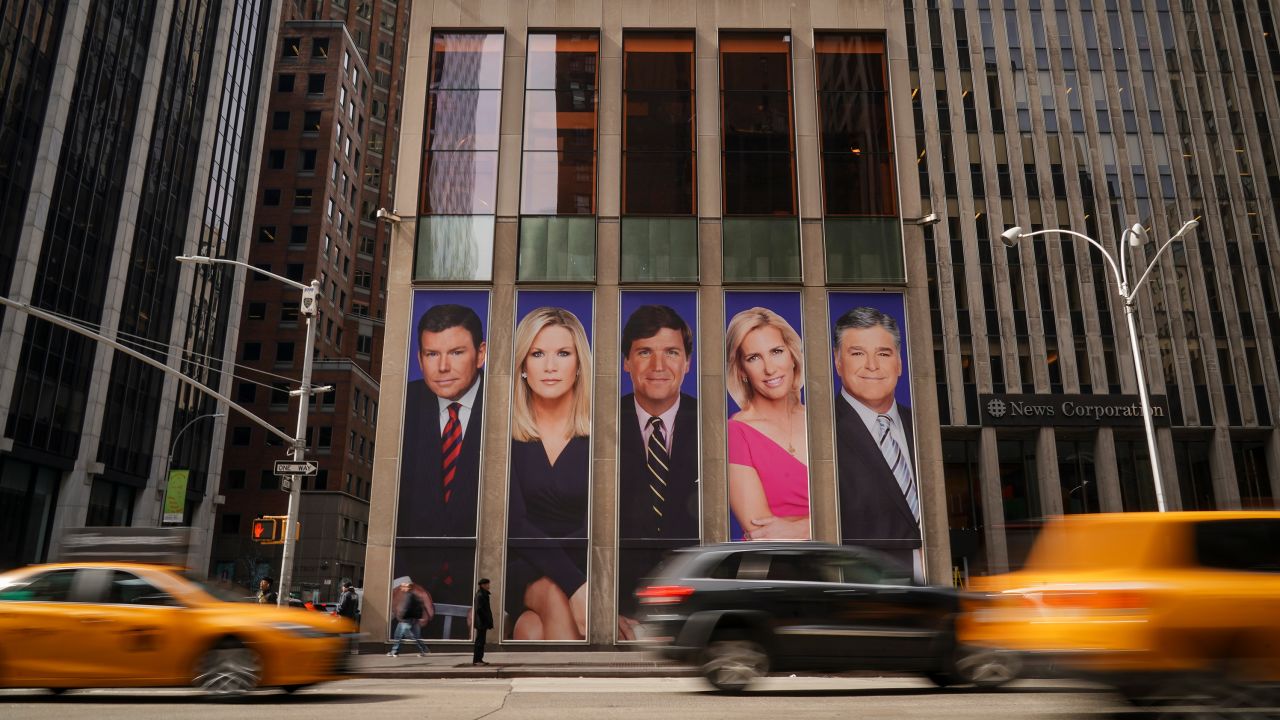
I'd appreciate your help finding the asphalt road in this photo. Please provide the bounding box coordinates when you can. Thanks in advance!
[0,676,1244,719]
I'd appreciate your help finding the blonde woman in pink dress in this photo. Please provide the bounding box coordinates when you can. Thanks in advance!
[725,307,811,540]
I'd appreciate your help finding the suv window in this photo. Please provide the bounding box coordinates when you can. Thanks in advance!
[765,552,836,582]
[1194,520,1280,572]
[708,553,743,579]
[0,568,78,602]
[105,571,180,606]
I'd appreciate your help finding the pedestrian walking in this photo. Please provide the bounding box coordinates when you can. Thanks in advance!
[388,577,430,657]
[336,580,360,620]
[472,577,493,665]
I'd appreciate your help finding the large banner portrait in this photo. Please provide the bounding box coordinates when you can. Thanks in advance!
[505,290,594,641]
[616,291,700,641]
[828,292,921,575]
[393,289,490,640]
[724,291,811,542]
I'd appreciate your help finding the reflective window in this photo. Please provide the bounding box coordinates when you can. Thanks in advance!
[520,32,599,216]
[719,32,796,216]
[623,32,695,215]
[0,569,77,602]
[519,32,599,281]
[106,571,178,606]
[415,31,504,281]
[816,33,902,284]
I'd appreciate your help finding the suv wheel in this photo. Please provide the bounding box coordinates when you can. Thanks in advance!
[702,636,769,693]
[954,645,1020,688]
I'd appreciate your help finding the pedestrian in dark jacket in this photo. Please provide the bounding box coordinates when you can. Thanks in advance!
[472,578,493,665]
[388,577,430,657]
[337,581,360,620]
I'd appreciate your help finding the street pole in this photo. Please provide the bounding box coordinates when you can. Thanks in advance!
[276,279,320,606]
[1121,292,1166,511]
[158,411,225,526]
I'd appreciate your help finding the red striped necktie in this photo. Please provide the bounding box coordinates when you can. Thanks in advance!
[441,402,462,504]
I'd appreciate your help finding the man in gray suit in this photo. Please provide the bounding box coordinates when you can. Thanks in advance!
[833,307,921,571]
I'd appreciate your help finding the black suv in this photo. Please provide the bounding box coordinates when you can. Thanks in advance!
[635,542,1017,692]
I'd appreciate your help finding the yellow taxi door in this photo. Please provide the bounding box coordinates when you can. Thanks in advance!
[0,568,90,681]
[71,569,188,684]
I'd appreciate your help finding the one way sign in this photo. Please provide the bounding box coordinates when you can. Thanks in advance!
[274,460,318,476]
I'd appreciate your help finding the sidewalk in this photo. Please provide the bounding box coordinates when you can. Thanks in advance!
[350,649,698,679]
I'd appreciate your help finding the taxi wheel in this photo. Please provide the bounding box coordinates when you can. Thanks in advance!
[194,639,262,696]
[702,634,769,694]
[954,645,1020,689]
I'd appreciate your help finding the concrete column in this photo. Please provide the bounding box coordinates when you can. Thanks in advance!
[978,428,1010,574]
[1036,428,1064,516]
[1092,428,1123,512]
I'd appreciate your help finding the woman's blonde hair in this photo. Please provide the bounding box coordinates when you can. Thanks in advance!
[725,306,804,410]
[512,306,593,442]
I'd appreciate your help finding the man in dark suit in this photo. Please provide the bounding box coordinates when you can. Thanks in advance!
[832,307,921,572]
[395,303,486,637]
[617,305,699,637]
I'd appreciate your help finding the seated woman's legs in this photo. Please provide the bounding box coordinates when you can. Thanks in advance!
[515,576,580,640]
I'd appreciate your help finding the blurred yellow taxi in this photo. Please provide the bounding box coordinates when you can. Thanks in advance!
[0,562,357,695]
[959,512,1280,703]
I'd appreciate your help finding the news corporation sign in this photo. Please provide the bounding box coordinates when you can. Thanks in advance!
[979,393,1172,427]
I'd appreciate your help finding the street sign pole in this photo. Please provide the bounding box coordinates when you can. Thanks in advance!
[277,280,320,606]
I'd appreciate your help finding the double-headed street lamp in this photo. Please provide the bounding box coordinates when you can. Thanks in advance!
[177,254,320,605]
[999,218,1200,512]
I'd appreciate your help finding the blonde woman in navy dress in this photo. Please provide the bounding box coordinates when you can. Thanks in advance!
[506,307,592,640]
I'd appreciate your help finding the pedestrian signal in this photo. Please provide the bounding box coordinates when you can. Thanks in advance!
[251,516,284,544]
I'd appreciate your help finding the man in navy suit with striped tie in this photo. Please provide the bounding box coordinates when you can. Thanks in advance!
[833,307,922,576]
[396,303,486,638]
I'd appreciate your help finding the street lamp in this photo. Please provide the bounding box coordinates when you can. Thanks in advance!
[159,411,226,526]
[999,218,1200,512]
[176,254,321,605]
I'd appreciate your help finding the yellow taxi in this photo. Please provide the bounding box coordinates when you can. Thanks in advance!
[0,562,357,695]
[959,511,1280,704]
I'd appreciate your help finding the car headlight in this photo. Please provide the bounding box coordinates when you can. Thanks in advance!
[271,622,331,639]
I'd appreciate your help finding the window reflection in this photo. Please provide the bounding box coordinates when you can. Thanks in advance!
[623,32,695,217]
[720,33,796,217]
[520,32,599,222]
[815,33,898,217]
[416,31,504,280]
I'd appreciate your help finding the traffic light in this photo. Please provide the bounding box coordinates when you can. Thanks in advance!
[251,516,284,544]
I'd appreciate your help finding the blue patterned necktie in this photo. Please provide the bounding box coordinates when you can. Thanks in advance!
[876,415,920,523]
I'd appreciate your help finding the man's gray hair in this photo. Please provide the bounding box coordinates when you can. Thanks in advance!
[832,306,901,349]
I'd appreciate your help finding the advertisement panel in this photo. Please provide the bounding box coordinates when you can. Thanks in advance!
[615,291,699,640]
[723,291,811,542]
[504,290,594,641]
[827,292,921,574]
[392,289,490,641]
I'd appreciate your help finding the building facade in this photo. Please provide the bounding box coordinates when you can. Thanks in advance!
[209,0,410,600]
[363,0,1279,649]
[0,0,280,573]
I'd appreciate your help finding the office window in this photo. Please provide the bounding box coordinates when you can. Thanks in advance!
[299,148,317,171]
[263,188,281,206]
[241,342,261,361]
[236,382,256,403]
[276,341,295,363]
[221,514,241,534]
[312,37,329,58]
[816,33,903,283]
[247,302,266,320]
[258,225,276,243]
[228,470,245,490]
[290,225,308,245]
[294,187,312,207]
[720,32,799,282]
[232,426,252,446]
[277,74,294,92]
[272,111,290,130]
[518,31,599,281]
[414,31,506,281]
[621,32,697,282]
[267,149,286,169]
[282,37,301,58]
[303,110,321,132]
[280,302,300,323]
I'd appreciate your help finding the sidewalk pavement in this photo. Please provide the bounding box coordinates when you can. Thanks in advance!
[350,649,699,679]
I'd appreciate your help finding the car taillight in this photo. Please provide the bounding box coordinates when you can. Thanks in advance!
[636,585,695,605]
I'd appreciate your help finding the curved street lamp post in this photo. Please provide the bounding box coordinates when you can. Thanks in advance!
[159,411,226,526]
[999,218,1200,512]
